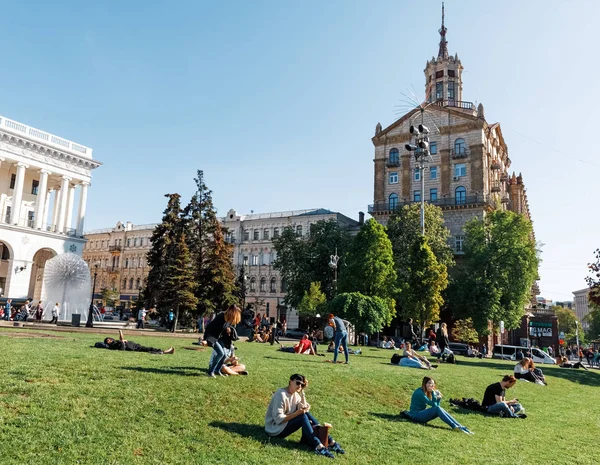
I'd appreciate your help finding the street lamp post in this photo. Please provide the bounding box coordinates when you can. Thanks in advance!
[87,262,100,328]
[329,248,340,296]
[405,119,431,235]
[239,264,248,310]
[575,320,580,361]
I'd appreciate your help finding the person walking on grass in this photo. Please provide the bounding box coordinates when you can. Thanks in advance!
[137,307,147,329]
[203,305,241,378]
[403,376,473,435]
[49,302,60,324]
[265,373,345,458]
[328,313,349,364]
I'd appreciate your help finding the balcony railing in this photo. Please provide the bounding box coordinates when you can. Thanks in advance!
[368,194,493,213]
[385,158,401,168]
[109,245,122,253]
[491,182,501,193]
[0,216,81,237]
[450,147,470,159]
[433,100,475,110]
[491,160,501,170]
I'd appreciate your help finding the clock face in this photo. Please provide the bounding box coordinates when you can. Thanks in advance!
[324,325,334,339]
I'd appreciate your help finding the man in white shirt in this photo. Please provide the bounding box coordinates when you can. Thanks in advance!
[50,302,60,324]
[137,307,147,329]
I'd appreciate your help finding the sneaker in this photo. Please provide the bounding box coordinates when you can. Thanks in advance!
[164,347,175,354]
[328,442,345,454]
[219,372,228,377]
[431,364,439,369]
[517,413,527,419]
[459,426,474,435]
[207,372,216,378]
[315,447,335,459]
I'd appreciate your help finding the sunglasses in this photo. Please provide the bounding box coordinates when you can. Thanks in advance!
[295,380,306,388]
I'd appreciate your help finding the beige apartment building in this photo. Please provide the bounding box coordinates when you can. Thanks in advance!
[82,221,156,308]
[369,8,531,257]
[221,208,360,329]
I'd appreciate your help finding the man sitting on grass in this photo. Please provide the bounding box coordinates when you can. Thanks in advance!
[101,330,174,355]
[482,375,526,418]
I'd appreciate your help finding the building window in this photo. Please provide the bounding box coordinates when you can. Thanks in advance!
[260,277,266,292]
[455,235,465,252]
[455,186,466,204]
[263,228,269,240]
[430,142,437,154]
[271,251,277,263]
[32,180,39,195]
[414,191,421,202]
[281,279,287,293]
[250,277,256,292]
[133,238,138,247]
[454,163,466,177]
[4,206,10,223]
[273,227,280,239]
[125,258,129,268]
[448,69,455,78]
[122,278,127,289]
[435,70,444,79]
[244,230,250,241]
[389,193,399,210]
[436,82,443,100]
[127,239,131,247]
[414,168,420,181]
[430,188,438,201]
[448,81,455,101]
[136,278,141,290]
[270,277,277,293]
[454,138,466,156]
[129,278,134,290]
[389,148,399,164]
[139,238,144,247]
[296,225,302,236]
[389,172,398,184]
[251,255,259,266]
[430,166,438,180]
[253,229,259,240]
[10,174,15,189]
[27,210,34,227]
[242,255,249,266]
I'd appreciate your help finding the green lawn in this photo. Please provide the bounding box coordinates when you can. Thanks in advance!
[0,328,598,465]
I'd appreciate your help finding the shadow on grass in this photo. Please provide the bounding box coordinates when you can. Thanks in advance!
[208,421,303,451]
[121,366,202,377]
[369,412,448,430]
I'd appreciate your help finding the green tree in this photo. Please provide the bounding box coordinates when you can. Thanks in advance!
[584,305,600,341]
[273,219,351,307]
[451,318,479,343]
[451,210,539,334]
[184,170,238,316]
[298,282,326,319]
[397,236,448,337]
[101,288,120,307]
[339,219,397,299]
[387,203,454,286]
[553,306,580,342]
[328,292,395,337]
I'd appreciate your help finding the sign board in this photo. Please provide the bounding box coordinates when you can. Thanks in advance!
[529,326,552,337]
[500,321,505,334]
[559,331,565,340]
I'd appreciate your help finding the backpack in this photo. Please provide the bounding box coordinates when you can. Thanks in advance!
[391,353,402,365]
[446,353,456,364]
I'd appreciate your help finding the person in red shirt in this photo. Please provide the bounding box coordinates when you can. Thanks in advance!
[279,334,316,355]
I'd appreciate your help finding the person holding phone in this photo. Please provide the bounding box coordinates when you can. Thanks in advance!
[265,374,345,458]
[404,376,473,434]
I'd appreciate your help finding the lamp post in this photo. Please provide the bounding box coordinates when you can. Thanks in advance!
[405,120,431,235]
[238,264,248,310]
[87,262,100,328]
[575,320,580,361]
[329,248,340,296]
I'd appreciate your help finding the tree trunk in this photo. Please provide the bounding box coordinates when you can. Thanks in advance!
[173,305,179,333]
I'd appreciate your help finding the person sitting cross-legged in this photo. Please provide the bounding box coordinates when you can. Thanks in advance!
[265,373,345,458]
[401,342,435,370]
[482,375,526,418]
[102,330,174,355]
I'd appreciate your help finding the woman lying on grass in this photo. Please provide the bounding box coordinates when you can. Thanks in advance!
[401,342,435,369]
[403,377,473,435]
[265,374,345,458]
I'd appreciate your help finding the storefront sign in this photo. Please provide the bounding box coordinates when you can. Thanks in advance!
[529,321,552,337]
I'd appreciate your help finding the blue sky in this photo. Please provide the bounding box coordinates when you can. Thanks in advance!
[1,0,598,302]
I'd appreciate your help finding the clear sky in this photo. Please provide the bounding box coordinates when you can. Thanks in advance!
[0,0,597,302]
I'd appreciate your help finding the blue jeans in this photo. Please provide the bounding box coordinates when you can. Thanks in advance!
[487,402,522,418]
[333,331,349,363]
[277,412,333,449]
[208,341,227,375]
[409,406,461,429]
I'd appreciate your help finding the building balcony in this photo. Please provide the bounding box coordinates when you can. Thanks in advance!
[491,160,501,170]
[385,158,401,168]
[109,245,122,253]
[501,195,510,204]
[368,194,494,213]
[433,100,475,111]
[491,182,501,193]
[0,216,80,238]
[450,147,470,159]
[500,173,509,182]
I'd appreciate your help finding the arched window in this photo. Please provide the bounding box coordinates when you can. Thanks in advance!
[263,228,270,240]
[389,148,399,165]
[389,193,399,210]
[260,277,267,292]
[270,277,277,293]
[125,258,129,268]
[122,278,127,289]
[129,278,134,290]
[250,277,256,292]
[273,227,280,238]
[244,230,250,241]
[136,278,141,290]
[296,225,302,236]
[454,138,466,156]
[455,186,466,205]
[253,229,259,240]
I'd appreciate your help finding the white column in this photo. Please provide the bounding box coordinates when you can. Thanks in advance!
[43,189,53,230]
[56,176,71,234]
[64,184,76,232]
[51,188,60,232]
[10,162,28,225]
[76,182,90,237]
[34,169,50,229]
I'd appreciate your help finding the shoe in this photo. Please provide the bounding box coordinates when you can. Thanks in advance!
[315,447,335,459]
[164,347,175,354]
[431,364,439,369]
[207,373,216,378]
[328,442,345,454]
[239,371,249,376]
[459,426,474,435]
[517,414,527,419]
[219,372,228,377]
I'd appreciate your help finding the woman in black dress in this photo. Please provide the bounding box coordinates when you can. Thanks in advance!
[203,305,241,378]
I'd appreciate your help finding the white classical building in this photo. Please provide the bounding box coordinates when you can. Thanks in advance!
[0,115,101,300]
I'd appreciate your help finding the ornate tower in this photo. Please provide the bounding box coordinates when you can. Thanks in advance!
[424,3,464,105]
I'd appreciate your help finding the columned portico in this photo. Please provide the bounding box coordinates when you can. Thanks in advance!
[56,176,71,234]
[10,162,28,224]
[77,182,89,236]
[34,169,50,229]
[65,183,76,232]
[51,187,60,232]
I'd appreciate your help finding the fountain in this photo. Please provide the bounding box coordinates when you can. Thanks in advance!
[43,253,93,323]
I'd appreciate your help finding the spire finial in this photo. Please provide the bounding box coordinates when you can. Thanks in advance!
[438,2,449,59]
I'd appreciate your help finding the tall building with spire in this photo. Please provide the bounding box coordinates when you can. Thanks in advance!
[369,4,534,260]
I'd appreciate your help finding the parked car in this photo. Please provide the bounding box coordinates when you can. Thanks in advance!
[448,342,469,356]
[492,345,556,364]
[285,328,307,339]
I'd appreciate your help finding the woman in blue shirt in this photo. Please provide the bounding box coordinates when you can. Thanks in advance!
[405,377,473,435]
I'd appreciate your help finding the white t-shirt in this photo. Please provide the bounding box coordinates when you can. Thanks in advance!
[52,305,59,317]
[138,309,147,321]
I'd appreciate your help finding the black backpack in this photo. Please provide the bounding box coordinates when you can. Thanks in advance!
[446,353,456,364]
[391,353,402,365]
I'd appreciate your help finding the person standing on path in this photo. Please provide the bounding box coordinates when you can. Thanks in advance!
[137,307,147,329]
[35,301,44,323]
[4,299,11,320]
[50,302,60,324]
[328,314,349,364]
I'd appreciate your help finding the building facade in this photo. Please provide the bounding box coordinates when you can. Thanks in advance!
[221,208,359,329]
[0,115,100,300]
[369,10,532,258]
[82,221,156,308]
[572,288,590,328]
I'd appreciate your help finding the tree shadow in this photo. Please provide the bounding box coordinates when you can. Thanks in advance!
[208,421,304,451]
[369,412,448,430]
[120,366,201,377]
